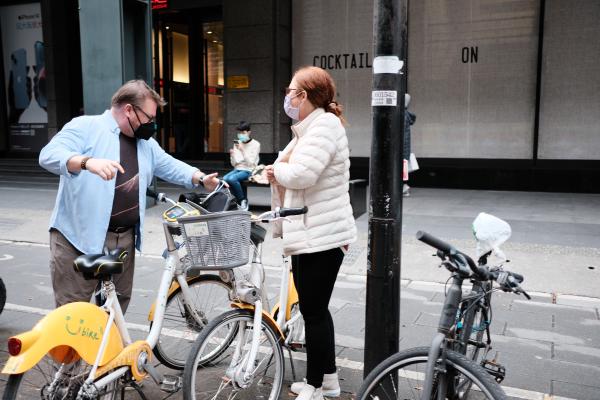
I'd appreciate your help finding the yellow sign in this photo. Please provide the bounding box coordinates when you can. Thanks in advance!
[227,75,250,89]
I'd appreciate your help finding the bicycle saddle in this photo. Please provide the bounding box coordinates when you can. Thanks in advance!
[73,248,128,280]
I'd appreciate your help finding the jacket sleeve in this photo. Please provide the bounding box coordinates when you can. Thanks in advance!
[244,141,260,168]
[39,117,88,178]
[150,138,198,189]
[273,125,336,190]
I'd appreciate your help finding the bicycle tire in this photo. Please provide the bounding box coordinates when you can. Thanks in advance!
[2,354,142,400]
[357,346,506,400]
[152,273,233,370]
[0,278,6,315]
[183,309,284,400]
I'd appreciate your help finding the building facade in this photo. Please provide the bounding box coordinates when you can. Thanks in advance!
[0,0,598,192]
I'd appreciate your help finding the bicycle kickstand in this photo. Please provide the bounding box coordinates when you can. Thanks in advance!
[287,348,298,381]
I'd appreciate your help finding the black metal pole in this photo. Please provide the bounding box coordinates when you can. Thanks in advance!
[364,0,408,377]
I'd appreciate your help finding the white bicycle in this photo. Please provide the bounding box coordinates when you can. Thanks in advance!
[183,206,309,400]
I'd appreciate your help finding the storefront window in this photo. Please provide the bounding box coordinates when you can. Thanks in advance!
[204,21,224,153]
[409,0,540,159]
[0,2,48,152]
[538,0,600,160]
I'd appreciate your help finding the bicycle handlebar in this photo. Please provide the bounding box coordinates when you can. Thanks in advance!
[416,230,530,299]
[146,188,159,200]
[416,231,489,280]
[146,179,228,205]
[416,231,454,253]
[490,269,530,299]
[278,206,308,217]
[254,206,309,222]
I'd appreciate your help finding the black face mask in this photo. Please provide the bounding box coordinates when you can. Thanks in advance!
[128,108,157,140]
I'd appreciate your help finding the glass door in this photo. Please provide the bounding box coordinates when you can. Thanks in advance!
[152,8,223,158]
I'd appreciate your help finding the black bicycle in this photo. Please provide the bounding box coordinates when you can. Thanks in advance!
[357,231,529,400]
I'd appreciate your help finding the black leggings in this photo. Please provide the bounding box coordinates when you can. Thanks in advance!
[292,247,344,388]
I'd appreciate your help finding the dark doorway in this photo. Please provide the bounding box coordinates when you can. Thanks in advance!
[152,6,223,159]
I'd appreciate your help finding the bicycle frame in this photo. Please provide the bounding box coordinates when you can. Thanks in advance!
[422,273,466,400]
[226,219,302,387]
[2,218,209,394]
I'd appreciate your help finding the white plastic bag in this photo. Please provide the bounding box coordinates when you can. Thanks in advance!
[408,153,419,172]
[472,212,511,261]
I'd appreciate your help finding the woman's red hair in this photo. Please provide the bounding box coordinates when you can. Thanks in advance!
[294,66,346,125]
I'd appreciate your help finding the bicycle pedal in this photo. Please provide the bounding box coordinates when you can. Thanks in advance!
[481,359,505,383]
[160,374,182,393]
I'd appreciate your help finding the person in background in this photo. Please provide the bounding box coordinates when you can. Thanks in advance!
[403,93,417,196]
[265,66,357,400]
[223,121,260,210]
[39,79,220,313]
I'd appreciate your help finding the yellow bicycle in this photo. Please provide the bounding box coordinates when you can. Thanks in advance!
[1,189,242,399]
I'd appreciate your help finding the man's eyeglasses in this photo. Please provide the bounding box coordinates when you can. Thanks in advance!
[285,87,304,96]
[134,105,156,123]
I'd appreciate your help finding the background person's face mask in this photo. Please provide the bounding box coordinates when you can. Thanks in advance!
[237,133,250,143]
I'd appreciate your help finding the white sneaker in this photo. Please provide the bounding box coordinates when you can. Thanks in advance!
[291,373,341,397]
[296,384,324,400]
[240,199,249,211]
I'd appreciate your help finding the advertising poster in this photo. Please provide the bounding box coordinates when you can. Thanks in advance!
[0,2,47,152]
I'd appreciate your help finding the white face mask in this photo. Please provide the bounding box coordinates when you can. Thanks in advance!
[284,94,301,120]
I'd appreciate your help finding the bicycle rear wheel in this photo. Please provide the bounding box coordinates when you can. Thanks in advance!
[183,309,284,400]
[153,274,233,370]
[357,347,506,400]
[2,353,142,400]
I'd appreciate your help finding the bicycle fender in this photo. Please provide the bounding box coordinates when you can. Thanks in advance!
[231,303,285,340]
[2,302,124,374]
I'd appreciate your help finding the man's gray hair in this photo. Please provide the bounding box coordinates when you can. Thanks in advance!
[111,79,167,108]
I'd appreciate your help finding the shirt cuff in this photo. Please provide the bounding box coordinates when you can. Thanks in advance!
[188,168,201,189]
[62,152,81,178]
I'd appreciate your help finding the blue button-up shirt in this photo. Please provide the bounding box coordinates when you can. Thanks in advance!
[39,110,198,254]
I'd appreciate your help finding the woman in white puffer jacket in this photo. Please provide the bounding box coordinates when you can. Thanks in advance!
[266,66,357,400]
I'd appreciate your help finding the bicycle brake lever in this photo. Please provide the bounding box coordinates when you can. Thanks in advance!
[517,286,531,300]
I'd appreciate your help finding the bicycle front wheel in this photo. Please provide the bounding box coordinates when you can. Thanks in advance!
[183,309,284,400]
[357,347,506,400]
[153,273,233,370]
[2,353,142,400]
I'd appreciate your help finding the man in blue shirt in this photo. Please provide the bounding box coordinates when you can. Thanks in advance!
[39,80,220,312]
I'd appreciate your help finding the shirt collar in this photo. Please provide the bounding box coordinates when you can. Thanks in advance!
[291,108,325,138]
[103,110,121,135]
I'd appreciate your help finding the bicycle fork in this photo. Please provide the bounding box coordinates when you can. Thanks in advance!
[422,276,463,400]
[227,299,264,389]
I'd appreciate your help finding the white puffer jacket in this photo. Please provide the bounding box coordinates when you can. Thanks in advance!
[272,108,357,256]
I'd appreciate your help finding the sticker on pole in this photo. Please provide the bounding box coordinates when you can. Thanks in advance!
[372,90,397,106]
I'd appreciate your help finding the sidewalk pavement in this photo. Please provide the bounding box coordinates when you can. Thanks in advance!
[0,184,599,399]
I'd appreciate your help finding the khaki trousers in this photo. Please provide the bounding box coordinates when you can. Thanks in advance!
[49,228,136,313]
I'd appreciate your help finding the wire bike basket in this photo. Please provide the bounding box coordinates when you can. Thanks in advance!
[178,210,251,270]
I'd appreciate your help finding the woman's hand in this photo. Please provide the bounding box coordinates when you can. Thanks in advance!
[265,165,278,185]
